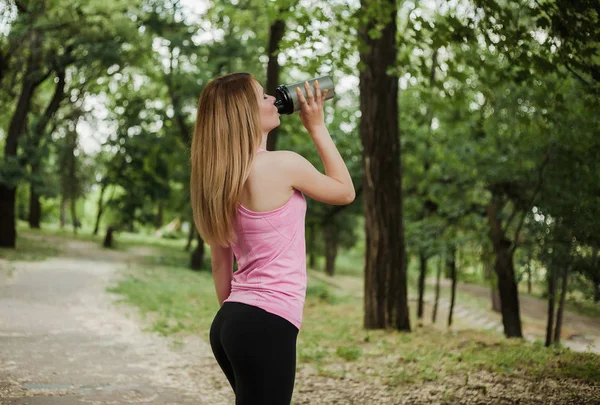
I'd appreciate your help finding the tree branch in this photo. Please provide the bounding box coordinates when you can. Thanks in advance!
[565,63,593,88]
[14,0,28,14]
[34,68,66,138]
[164,53,191,145]
[511,151,551,254]
[504,201,519,231]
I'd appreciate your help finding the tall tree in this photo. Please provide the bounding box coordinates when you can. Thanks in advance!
[27,67,66,228]
[1,0,142,246]
[265,2,297,151]
[447,246,457,327]
[359,0,410,330]
[432,254,443,324]
[0,5,50,246]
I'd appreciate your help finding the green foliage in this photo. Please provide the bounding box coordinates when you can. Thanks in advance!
[2,0,599,319]
[0,231,60,261]
[306,282,337,304]
[107,267,218,336]
[0,155,25,188]
[335,345,362,361]
[395,0,599,316]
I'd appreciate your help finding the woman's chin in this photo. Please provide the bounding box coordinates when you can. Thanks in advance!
[265,125,279,135]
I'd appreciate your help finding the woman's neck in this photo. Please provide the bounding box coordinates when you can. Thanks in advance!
[259,135,268,151]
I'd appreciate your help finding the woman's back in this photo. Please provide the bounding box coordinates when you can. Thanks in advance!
[238,148,297,212]
[225,147,308,329]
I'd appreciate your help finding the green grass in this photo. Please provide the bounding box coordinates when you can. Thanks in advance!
[106,249,599,388]
[335,345,362,361]
[11,221,193,260]
[328,250,364,277]
[110,231,188,251]
[0,232,60,261]
[16,220,101,242]
[305,283,338,304]
[15,220,189,250]
[565,297,600,318]
[301,295,599,385]
[107,266,218,336]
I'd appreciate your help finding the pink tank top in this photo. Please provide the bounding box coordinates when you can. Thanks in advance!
[223,147,308,329]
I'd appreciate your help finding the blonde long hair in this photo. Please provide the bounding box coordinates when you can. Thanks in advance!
[190,73,263,247]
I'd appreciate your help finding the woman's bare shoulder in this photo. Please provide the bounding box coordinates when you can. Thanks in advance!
[258,149,301,164]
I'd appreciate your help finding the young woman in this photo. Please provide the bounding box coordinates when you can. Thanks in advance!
[190,72,355,405]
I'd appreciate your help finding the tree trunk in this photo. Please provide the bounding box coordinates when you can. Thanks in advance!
[70,197,78,235]
[545,265,557,347]
[185,221,195,252]
[593,247,599,303]
[526,256,533,294]
[416,52,438,311]
[360,0,409,331]
[28,170,41,228]
[553,268,569,344]
[487,197,523,338]
[103,226,114,248]
[93,183,107,235]
[324,223,338,276]
[0,184,18,247]
[28,66,66,231]
[307,223,317,269]
[265,16,286,151]
[417,252,427,320]
[482,244,501,312]
[491,287,502,313]
[155,201,164,229]
[447,247,457,328]
[61,128,79,234]
[0,41,43,247]
[0,26,52,247]
[191,232,206,271]
[60,197,67,228]
[66,129,78,234]
[432,254,443,324]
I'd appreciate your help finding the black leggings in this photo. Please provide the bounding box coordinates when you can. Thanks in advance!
[209,302,299,405]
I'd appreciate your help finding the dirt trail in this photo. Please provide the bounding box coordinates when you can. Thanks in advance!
[0,236,233,404]
[437,279,600,353]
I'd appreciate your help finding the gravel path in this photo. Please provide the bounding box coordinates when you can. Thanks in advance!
[0,242,233,404]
